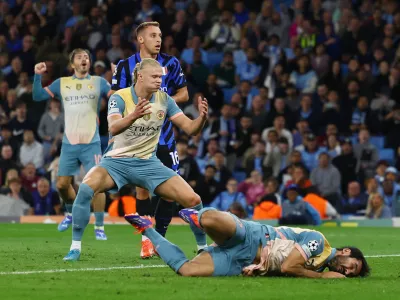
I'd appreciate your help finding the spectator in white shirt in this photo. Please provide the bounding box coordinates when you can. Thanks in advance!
[19,129,44,170]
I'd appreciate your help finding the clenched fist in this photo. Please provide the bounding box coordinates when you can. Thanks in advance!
[34,62,47,75]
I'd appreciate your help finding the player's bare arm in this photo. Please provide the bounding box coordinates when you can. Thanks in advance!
[281,248,345,279]
[108,97,152,136]
[171,86,189,103]
[171,96,208,135]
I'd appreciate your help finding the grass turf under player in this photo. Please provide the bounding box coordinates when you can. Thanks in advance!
[126,208,370,278]
[63,58,208,261]
[33,49,111,240]
[111,21,190,258]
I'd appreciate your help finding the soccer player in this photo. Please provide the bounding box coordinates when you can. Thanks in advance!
[126,208,370,278]
[111,21,190,258]
[63,58,208,261]
[32,49,111,240]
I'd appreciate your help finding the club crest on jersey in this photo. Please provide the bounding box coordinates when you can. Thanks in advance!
[88,84,94,90]
[162,67,168,76]
[143,114,151,121]
[76,83,82,90]
[157,110,165,120]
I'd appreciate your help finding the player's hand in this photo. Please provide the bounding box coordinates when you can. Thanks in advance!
[34,62,47,75]
[198,96,208,119]
[321,271,346,279]
[132,97,151,121]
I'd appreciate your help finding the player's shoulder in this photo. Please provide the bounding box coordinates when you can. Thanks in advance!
[113,86,131,97]
[159,52,180,66]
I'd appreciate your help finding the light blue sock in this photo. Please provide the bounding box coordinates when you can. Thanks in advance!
[190,203,207,247]
[72,184,94,241]
[94,212,104,227]
[65,204,73,214]
[144,228,188,273]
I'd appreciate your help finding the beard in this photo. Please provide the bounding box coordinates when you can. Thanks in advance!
[327,257,346,275]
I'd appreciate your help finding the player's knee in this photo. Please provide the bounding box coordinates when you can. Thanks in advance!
[56,178,69,191]
[199,210,218,229]
[187,193,201,208]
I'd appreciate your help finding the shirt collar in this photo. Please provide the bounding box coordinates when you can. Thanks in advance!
[72,74,91,80]
[130,86,155,104]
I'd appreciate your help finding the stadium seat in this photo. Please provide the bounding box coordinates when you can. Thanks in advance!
[379,148,395,165]
[222,87,238,103]
[370,136,385,150]
[206,52,224,70]
[233,171,247,183]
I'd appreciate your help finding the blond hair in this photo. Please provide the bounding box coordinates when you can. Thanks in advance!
[135,21,160,38]
[365,193,384,219]
[132,58,161,85]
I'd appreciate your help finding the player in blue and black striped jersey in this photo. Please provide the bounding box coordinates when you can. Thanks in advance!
[111,22,196,258]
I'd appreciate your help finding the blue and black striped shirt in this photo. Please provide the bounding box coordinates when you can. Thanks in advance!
[111,52,187,145]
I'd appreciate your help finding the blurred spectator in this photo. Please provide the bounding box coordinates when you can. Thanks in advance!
[5,56,23,89]
[0,125,19,160]
[186,49,209,88]
[280,184,321,226]
[243,140,268,179]
[212,150,232,188]
[375,160,389,184]
[235,48,261,84]
[311,44,330,77]
[238,170,264,207]
[184,92,214,119]
[262,115,293,150]
[310,152,341,207]
[381,179,400,210]
[106,34,123,64]
[332,138,358,195]
[248,95,268,133]
[350,96,380,134]
[135,0,162,24]
[171,10,189,51]
[384,103,400,151]
[300,133,326,171]
[37,99,63,163]
[265,136,291,178]
[339,181,368,215]
[228,201,248,219]
[0,145,19,185]
[201,74,224,113]
[108,185,136,217]
[253,193,282,220]
[189,10,211,39]
[208,10,240,51]
[366,178,379,198]
[303,192,340,220]
[289,55,318,93]
[210,178,247,211]
[176,139,200,188]
[4,177,33,210]
[8,102,34,143]
[194,165,221,206]
[19,129,44,169]
[236,114,253,159]
[233,38,250,69]
[295,93,320,133]
[31,177,60,215]
[20,163,39,193]
[354,128,378,180]
[366,193,392,219]
[0,168,19,194]
[181,36,208,65]
[326,135,341,158]
[284,164,312,195]
[214,51,236,87]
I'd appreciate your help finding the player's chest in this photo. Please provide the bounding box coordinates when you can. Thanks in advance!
[126,102,166,124]
[61,81,100,108]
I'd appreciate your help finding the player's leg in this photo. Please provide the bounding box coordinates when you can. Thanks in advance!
[125,214,214,276]
[154,175,207,251]
[56,144,80,232]
[64,166,115,261]
[80,142,107,240]
[154,144,178,238]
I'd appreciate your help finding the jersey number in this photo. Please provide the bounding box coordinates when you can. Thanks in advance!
[94,154,102,165]
[169,151,179,166]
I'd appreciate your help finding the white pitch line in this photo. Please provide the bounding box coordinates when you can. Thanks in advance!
[0,264,167,275]
[365,254,400,258]
[1,254,400,276]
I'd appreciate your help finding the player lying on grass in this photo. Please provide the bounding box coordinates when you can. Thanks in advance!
[125,208,370,278]
[63,58,208,261]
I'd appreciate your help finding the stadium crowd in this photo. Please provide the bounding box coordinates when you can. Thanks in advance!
[0,0,400,222]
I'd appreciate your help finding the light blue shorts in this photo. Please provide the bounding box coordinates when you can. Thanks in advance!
[99,155,178,194]
[204,215,270,276]
[58,142,102,176]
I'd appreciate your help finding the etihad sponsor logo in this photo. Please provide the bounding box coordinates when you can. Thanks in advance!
[64,94,96,101]
[126,124,162,137]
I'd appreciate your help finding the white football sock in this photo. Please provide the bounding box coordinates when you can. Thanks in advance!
[142,235,150,242]
[70,240,81,251]
[95,226,104,231]
[197,244,207,251]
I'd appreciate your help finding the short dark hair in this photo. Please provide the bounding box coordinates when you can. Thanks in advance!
[205,165,217,171]
[69,48,91,65]
[135,21,160,38]
[337,247,371,277]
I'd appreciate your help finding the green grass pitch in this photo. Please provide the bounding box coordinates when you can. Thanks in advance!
[0,224,399,300]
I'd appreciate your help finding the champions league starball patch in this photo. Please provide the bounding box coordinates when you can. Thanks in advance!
[308,240,319,252]
[109,99,117,108]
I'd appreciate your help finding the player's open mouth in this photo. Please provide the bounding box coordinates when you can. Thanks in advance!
[155,45,161,50]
